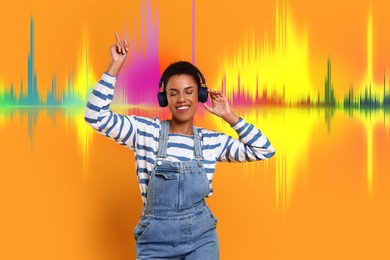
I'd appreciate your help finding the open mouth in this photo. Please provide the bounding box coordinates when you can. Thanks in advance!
[176,105,190,112]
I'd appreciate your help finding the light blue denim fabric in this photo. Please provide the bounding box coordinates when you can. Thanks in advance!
[134,120,220,259]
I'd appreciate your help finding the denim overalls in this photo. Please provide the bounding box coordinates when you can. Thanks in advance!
[134,120,220,259]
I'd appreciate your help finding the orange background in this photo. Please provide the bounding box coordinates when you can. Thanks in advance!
[1,1,390,259]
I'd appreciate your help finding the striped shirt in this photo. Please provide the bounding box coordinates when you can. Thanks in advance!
[85,72,276,204]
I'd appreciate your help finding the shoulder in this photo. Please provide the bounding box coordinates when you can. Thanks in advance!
[195,127,224,140]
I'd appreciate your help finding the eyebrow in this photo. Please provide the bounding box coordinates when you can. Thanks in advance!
[167,86,195,91]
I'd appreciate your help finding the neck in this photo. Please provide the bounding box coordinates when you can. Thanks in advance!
[169,118,194,135]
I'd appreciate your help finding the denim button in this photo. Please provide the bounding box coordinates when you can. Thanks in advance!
[157,160,162,166]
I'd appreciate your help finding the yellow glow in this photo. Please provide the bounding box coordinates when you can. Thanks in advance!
[223,0,313,105]
[59,24,98,182]
[358,111,385,198]
[0,110,4,127]
[74,109,92,183]
[73,23,98,102]
[359,5,384,102]
[364,7,374,197]
[211,107,317,214]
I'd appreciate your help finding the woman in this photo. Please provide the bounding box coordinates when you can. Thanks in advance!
[85,33,275,259]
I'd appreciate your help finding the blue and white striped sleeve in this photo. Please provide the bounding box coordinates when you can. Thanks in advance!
[84,73,137,150]
[216,118,275,162]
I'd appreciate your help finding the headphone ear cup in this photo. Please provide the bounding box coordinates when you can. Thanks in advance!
[198,86,208,103]
[157,92,168,107]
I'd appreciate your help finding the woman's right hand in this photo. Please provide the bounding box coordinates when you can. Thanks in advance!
[107,32,129,76]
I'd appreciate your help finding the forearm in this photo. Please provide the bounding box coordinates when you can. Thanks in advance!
[234,119,275,159]
[222,112,240,126]
[217,118,275,162]
[106,61,125,77]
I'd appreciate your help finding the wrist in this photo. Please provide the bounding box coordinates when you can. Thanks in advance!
[222,112,239,126]
[107,61,124,77]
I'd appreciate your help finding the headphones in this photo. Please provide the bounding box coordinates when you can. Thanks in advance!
[157,64,209,107]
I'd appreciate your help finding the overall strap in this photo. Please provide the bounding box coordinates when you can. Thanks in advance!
[193,126,204,160]
[157,120,169,158]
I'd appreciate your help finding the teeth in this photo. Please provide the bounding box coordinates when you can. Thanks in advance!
[177,106,189,110]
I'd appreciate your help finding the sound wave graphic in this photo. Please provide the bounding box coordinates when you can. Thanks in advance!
[220,1,390,108]
[222,0,310,105]
[0,0,389,108]
[0,0,159,108]
[0,18,97,107]
[114,0,160,106]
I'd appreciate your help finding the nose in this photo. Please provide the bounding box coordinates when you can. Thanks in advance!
[177,92,185,102]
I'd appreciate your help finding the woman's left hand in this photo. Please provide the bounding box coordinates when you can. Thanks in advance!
[203,89,239,125]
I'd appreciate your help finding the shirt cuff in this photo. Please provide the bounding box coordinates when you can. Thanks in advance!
[231,117,244,130]
[102,72,117,85]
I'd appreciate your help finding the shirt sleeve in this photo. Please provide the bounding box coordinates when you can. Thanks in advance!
[215,118,275,162]
[84,72,137,151]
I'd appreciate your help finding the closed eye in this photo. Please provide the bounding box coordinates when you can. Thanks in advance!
[185,86,194,95]
[168,90,178,96]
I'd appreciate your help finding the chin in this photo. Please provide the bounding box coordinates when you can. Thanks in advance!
[171,110,197,123]
[168,103,198,123]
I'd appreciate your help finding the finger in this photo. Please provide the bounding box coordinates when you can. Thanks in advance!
[207,89,221,100]
[119,42,125,54]
[209,91,219,100]
[118,42,126,55]
[212,89,222,96]
[115,42,122,54]
[208,89,217,97]
[119,38,128,54]
[115,32,121,43]
[213,90,223,96]
[207,88,217,95]
[214,91,224,100]
[122,41,129,53]
[116,42,125,55]
[124,39,129,52]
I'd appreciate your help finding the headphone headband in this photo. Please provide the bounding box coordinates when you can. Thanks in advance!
[158,63,206,92]
[157,62,209,107]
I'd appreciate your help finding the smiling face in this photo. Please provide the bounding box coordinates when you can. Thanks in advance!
[165,74,199,124]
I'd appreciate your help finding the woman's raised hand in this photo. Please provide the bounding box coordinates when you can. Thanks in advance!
[110,32,129,63]
[203,89,239,125]
[107,32,129,76]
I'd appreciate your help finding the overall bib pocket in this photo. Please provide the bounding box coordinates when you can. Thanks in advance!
[153,170,179,207]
